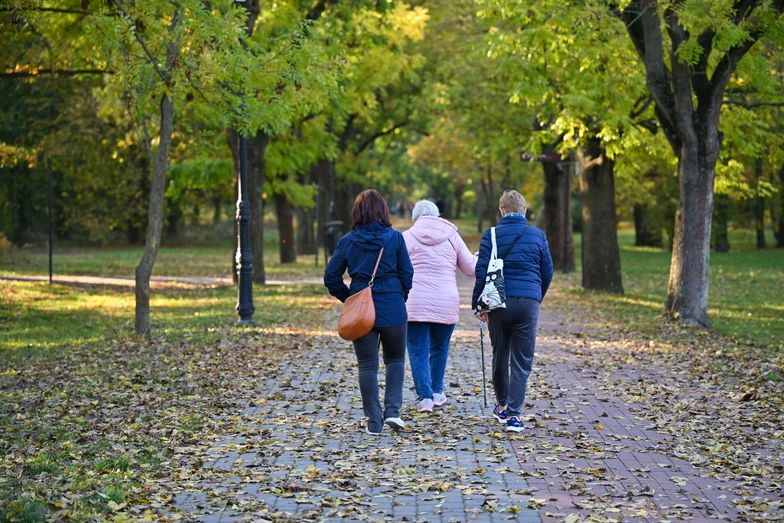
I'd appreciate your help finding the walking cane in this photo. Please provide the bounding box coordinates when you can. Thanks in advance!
[479,320,488,408]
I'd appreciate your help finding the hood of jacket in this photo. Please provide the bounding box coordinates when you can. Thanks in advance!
[407,216,456,246]
[351,222,394,251]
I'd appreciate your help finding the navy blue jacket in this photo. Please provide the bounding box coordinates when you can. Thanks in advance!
[324,222,414,328]
[471,215,554,309]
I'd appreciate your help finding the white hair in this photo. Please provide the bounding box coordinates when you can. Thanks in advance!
[411,200,440,222]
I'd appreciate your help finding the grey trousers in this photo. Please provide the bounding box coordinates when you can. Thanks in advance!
[352,324,406,432]
[488,297,540,416]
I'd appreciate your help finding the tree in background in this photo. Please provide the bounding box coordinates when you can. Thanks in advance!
[618,0,784,327]
[481,0,654,293]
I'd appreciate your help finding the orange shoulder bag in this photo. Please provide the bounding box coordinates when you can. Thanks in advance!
[337,248,384,341]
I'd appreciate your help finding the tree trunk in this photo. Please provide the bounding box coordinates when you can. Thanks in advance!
[275,192,296,263]
[633,204,663,247]
[664,143,715,328]
[712,194,730,253]
[248,132,268,283]
[618,0,783,327]
[334,177,355,231]
[541,160,575,272]
[753,158,766,249]
[296,206,317,255]
[314,158,333,259]
[776,166,784,247]
[227,131,240,283]
[212,195,221,224]
[578,140,623,293]
[453,182,465,219]
[134,93,175,338]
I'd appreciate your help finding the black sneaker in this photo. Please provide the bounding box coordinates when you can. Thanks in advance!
[492,404,508,424]
[506,416,525,433]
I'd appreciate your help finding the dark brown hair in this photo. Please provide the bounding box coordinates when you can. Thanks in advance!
[351,189,391,228]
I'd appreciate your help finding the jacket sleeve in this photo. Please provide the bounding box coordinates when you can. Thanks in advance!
[454,231,478,277]
[471,229,492,311]
[324,235,350,302]
[397,232,414,301]
[540,234,554,299]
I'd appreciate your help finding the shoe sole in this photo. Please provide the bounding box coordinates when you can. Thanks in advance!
[417,408,433,413]
[506,425,525,433]
[492,415,507,424]
[385,419,404,432]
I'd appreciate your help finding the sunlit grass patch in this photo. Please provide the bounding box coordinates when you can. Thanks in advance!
[545,230,784,350]
[1,242,324,280]
[0,280,332,361]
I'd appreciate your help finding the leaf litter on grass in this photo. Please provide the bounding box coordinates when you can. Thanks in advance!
[514,283,784,522]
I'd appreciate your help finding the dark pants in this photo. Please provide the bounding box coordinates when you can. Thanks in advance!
[353,324,406,432]
[488,297,540,416]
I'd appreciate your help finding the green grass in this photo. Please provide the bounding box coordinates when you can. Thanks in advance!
[0,281,329,357]
[0,240,324,280]
[562,228,784,349]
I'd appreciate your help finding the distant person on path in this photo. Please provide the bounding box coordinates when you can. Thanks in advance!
[324,189,414,435]
[403,200,477,413]
[472,190,553,432]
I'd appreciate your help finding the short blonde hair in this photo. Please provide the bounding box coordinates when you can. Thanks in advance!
[499,190,527,213]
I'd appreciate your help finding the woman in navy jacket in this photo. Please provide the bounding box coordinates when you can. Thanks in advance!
[472,190,553,432]
[324,189,414,435]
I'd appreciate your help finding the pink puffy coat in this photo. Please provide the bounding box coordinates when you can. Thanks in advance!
[403,216,477,325]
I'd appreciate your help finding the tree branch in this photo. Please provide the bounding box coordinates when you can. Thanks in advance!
[356,121,408,153]
[305,0,338,22]
[724,99,784,108]
[113,0,171,86]
[621,0,680,149]
[0,7,111,15]
[0,68,113,77]
[664,4,698,146]
[691,28,715,97]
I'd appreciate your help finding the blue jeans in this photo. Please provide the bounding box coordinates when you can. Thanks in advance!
[406,322,456,401]
[487,297,540,416]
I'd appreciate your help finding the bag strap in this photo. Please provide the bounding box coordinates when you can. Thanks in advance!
[368,248,385,287]
[499,225,529,259]
[490,227,498,260]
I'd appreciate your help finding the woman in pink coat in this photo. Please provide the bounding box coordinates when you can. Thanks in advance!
[403,200,477,413]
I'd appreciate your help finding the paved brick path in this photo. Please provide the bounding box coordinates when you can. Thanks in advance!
[519,331,746,522]
[159,277,777,521]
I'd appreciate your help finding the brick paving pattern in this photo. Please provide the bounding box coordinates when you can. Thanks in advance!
[162,277,777,521]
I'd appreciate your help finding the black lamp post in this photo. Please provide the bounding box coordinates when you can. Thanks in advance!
[235,133,256,325]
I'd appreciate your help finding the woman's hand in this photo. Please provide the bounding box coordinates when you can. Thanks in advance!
[476,311,488,323]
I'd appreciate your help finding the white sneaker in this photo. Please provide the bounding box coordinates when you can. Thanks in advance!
[417,399,434,413]
[365,427,381,436]
[433,392,447,406]
[384,417,405,432]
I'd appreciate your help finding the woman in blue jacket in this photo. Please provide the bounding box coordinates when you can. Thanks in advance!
[324,189,414,435]
[472,190,553,432]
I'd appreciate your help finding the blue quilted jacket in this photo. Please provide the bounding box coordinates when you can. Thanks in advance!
[471,215,554,310]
